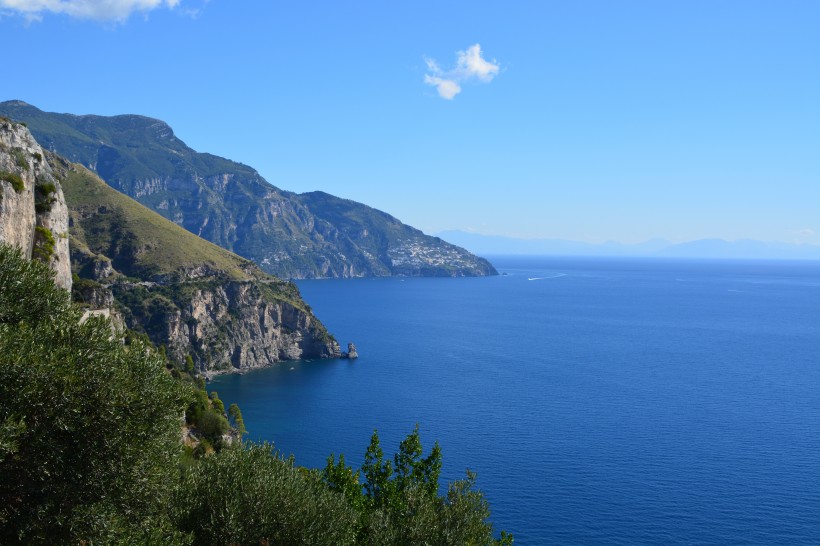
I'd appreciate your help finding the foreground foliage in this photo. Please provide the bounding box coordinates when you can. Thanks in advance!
[0,243,511,544]
[173,444,359,545]
[0,245,187,544]
[324,428,513,545]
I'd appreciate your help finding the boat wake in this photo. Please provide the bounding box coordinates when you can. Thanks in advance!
[528,273,567,281]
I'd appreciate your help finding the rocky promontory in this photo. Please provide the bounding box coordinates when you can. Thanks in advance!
[55,156,341,374]
[0,119,341,376]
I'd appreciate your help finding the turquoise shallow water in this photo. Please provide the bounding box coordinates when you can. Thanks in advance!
[210,257,820,544]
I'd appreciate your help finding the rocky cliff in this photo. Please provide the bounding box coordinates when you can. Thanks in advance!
[111,279,338,375]
[0,101,497,279]
[0,123,341,375]
[48,155,341,374]
[0,118,71,291]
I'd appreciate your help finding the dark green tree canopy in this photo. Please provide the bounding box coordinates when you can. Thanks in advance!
[0,244,188,544]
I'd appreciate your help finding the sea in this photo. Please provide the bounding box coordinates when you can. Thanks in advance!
[210,256,820,545]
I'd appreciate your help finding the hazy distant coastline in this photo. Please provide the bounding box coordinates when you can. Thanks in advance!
[438,230,820,260]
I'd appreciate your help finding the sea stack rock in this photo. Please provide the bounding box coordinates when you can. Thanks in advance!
[343,342,359,359]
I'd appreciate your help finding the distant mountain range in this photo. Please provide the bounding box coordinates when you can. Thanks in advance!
[0,100,495,279]
[437,231,820,260]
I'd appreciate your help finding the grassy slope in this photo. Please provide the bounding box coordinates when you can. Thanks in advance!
[55,157,264,281]
[55,156,321,359]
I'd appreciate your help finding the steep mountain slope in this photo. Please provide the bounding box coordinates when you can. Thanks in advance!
[0,100,497,279]
[0,116,71,290]
[44,153,340,373]
[299,192,496,276]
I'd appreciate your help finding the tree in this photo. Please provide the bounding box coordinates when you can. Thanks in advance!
[362,429,394,508]
[394,423,442,498]
[356,425,512,545]
[173,443,357,546]
[209,390,225,414]
[185,354,195,374]
[228,403,247,435]
[323,453,364,511]
[0,244,189,544]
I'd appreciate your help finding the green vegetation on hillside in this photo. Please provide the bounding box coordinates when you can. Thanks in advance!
[54,155,262,281]
[0,244,187,543]
[31,226,55,261]
[33,179,57,213]
[45,152,334,372]
[0,243,511,544]
[12,149,29,171]
[0,171,25,193]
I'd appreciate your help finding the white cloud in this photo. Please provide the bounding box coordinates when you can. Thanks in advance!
[423,75,461,100]
[457,44,500,82]
[424,44,500,100]
[795,228,815,238]
[0,0,181,21]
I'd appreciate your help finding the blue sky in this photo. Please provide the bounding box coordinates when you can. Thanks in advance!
[2,0,818,244]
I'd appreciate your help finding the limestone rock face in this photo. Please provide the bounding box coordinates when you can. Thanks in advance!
[112,280,341,374]
[0,119,71,291]
[36,169,71,290]
[342,342,358,359]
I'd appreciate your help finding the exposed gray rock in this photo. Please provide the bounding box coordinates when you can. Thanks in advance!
[113,280,341,374]
[0,119,71,291]
[341,342,358,359]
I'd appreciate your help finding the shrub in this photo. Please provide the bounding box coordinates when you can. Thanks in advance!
[34,181,58,213]
[36,182,56,195]
[12,149,29,171]
[196,409,229,446]
[0,171,24,193]
[32,226,55,262]
[185,386,210,425]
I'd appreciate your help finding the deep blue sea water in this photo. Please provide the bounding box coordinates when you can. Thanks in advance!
[210,257,820,544]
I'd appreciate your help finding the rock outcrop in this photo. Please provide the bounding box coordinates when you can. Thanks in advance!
[0,118,71,291]
[341,342,358,359]
[115,280,340,374]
